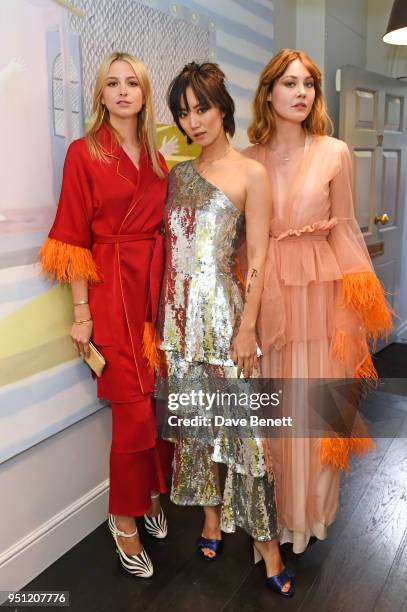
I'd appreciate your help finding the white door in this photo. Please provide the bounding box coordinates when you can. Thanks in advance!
[337,65,407,349]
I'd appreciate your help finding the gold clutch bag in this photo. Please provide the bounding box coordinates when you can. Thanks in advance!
[83,341,106,377]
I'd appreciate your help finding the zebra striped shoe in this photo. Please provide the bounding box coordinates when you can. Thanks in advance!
[108,515,153,578]
[143,508,168,539]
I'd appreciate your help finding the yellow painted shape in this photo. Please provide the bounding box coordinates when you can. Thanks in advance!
[156,123,200,163]
[0,285,73,360]
[0,337,78,387]
[0,123,200,383]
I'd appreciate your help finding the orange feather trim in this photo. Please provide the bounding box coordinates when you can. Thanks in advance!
[234,257,245,287]
[40,238,101,284]
[323,331,378,471]
[355,353,378,381]
[330,329,379,381]
[318,435,374,472]
[342,271,393,344]
[142,322,161,370]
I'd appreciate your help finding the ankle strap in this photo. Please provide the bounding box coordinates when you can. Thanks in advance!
[110,515,138,538]
[150,492,160,500]
[115,527,138,538]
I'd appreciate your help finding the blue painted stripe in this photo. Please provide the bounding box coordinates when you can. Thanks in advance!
[0,231,45,254]
[145,0,211,29]
[228,82,255,101]
[233,0,274,23]
[216,46,264,75]
[0,400,107,464]
[184,0,273,50]
[0,361,90,415]
[0,277,50,304]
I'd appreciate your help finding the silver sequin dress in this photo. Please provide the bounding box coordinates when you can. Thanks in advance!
[156,160,279,541]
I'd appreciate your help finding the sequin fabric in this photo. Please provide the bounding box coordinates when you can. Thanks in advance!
[156,160,279,541]
[157,160,244,362]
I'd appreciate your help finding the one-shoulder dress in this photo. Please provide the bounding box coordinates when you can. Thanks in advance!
[156,160,279,541]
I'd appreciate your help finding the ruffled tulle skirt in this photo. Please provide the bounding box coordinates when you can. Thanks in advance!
[259,234,381,553]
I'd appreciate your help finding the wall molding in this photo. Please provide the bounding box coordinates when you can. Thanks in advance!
[396,319,407,341]
[0,479,109,595]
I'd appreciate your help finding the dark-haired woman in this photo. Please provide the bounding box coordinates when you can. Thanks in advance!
[155,62,295,597]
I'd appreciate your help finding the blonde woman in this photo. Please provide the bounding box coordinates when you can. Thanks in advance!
[41,52,173,577]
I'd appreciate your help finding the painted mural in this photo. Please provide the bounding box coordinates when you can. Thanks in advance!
[0,0,204,463]
[0,0,273,463]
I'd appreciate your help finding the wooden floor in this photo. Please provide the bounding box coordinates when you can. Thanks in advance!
[25,344,407,612]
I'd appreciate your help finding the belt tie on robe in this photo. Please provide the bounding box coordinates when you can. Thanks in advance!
[93,230,164,324]
[274,230,329,242]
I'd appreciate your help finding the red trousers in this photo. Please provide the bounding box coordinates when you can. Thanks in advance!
[109,397,173,516]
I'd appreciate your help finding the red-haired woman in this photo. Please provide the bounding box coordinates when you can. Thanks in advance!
[40,52,172,577]
[243,49,392,553]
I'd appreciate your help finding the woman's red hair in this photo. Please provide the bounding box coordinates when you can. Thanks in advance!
[248,49,333,144]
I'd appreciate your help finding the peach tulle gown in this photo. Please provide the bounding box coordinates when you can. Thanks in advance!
[243,134,392,553]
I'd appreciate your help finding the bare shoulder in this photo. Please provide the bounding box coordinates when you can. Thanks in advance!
[233,151,268,181]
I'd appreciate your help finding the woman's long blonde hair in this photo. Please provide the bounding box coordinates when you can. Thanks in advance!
[248,49,333,145]
[86,51,165,178]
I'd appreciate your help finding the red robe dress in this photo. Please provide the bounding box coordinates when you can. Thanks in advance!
[41,123,173,515]
[42,123,166,400]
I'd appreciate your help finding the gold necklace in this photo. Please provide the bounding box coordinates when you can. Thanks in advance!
[269,141,305,162]
[188,144,232,191]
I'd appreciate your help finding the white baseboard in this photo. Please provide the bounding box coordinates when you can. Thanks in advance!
[396,319,407,341]
[0,479,109,597]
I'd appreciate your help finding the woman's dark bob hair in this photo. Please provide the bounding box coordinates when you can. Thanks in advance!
[167,62,235,144]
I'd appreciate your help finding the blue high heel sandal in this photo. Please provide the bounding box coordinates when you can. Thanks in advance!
[197,536,223,561]
[253,544,295,597]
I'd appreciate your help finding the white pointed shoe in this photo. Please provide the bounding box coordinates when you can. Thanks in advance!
[143,493,168,539]
[108,515,153,578]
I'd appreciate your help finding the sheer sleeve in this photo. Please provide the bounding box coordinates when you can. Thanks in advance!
[40,141,100,284]
[329,141,392,344]
[241,145,286,352]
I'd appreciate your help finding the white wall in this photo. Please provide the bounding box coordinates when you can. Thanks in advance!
[294,0,368,133]
[272,0,297,53]
[367,0,407,78]
[296,0,326,79]
[325,0,367,133]
[0,0,55,210]
[0,408,111,594]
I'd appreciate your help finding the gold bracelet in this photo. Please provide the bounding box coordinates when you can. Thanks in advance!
[74,300,88,306]
[74,318,92,324]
